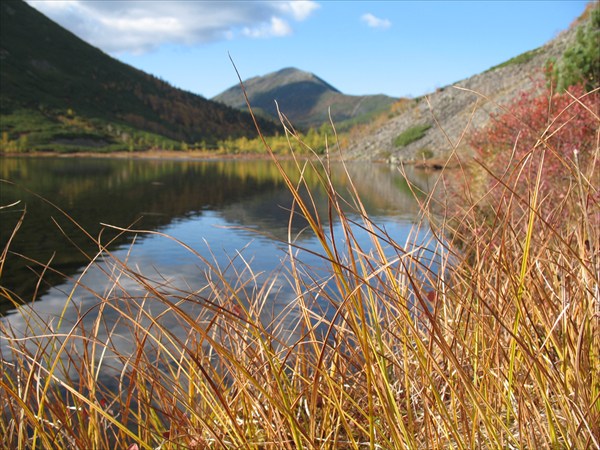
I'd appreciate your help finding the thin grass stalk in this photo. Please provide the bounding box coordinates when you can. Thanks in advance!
[506,145,545,429]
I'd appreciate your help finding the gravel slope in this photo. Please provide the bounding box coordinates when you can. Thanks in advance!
[342,26,577,163]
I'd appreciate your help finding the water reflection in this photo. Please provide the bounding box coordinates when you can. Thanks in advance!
[1,157,433,308]
[1,156,437,383]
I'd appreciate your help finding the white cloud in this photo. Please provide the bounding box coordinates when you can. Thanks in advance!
[25,1,320,54]
[361,13,391,30]
[277,0,321,21]
[242,16,293,38]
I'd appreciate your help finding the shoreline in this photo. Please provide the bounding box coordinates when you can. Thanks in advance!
[0,149,281,161]
[0,150,454,169]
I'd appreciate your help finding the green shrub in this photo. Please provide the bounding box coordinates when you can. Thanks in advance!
[393,124,431,147]
[549,3,600,91]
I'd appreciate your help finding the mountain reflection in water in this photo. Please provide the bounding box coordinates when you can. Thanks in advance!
[1,157,434,307]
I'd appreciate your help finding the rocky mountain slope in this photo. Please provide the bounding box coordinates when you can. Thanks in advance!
[0,0,277,152]
[213,67,397,129]
[342,21,581,163]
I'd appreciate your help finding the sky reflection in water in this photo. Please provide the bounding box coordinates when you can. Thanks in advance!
[0,157,437,382]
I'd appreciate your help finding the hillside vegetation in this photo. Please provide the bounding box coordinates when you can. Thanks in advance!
[213,67,397,130]
[0,0,278,153]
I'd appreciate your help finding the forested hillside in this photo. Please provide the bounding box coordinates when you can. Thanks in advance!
[0,0,277,152]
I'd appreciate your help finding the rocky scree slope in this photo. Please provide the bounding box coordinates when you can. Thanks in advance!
[342,24,579,163]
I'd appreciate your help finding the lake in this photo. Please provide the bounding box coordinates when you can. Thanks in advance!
[0,156,437,380]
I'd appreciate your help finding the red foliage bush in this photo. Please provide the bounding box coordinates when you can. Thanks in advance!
[470,82,599,195]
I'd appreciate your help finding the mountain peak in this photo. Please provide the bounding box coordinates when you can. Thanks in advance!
[271,67,341,93]
[213,67,395,128]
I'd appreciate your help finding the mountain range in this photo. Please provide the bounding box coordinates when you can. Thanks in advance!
[1,0,592,157]
[213,67,398,129]
[0,0,396,152]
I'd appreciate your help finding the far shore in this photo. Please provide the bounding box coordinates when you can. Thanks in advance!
[0,150,455,169]
[0,149,280,161]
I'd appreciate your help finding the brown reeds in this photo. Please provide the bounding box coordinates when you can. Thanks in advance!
[1,84,599,449]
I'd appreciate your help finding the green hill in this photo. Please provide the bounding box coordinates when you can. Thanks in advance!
[213,67,398,129]
[0,0,277,153]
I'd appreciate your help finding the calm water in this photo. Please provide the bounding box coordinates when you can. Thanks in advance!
[1,156,436,379]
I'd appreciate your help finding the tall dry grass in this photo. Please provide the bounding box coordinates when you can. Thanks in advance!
[1,85,598,449]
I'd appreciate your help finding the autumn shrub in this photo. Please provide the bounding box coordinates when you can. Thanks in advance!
[469,82,599,208]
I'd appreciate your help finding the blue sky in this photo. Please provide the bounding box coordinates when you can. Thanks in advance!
[27,1,589,99]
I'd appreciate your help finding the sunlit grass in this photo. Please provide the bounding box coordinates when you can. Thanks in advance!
[1,86,598,449]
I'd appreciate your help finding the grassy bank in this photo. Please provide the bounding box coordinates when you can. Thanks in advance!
[1,87,598,449]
